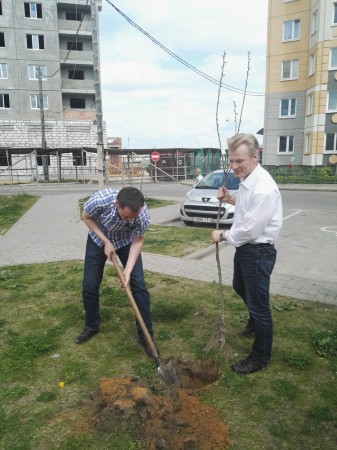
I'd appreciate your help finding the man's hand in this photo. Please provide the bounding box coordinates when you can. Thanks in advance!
[122,268,132,287]
[217,186,235,205]
[104,240,116,261]
[211,230,224,244]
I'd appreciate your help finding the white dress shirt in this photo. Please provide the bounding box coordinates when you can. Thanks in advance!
[225,164,283,247]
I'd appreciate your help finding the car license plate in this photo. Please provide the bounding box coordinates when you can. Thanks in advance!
[193,217,214,223]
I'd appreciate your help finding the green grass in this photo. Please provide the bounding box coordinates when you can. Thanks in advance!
[143,224,211,256]
[0,262,337,450]
[0,194,38,235]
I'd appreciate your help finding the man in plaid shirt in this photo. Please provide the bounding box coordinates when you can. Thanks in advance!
[75,186,154,356]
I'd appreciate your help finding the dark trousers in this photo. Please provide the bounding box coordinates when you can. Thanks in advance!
[233,243,277,363]
[82,235,153,342]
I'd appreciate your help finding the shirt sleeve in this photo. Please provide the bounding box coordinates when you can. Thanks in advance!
[226,191,277,246]
[83,191,105,219]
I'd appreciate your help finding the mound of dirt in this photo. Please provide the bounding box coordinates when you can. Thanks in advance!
[92,358,231,450]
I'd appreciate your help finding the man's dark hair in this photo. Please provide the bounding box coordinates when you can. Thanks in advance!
[117,187,144,212]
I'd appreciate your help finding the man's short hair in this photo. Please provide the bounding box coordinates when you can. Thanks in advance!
[227,133,259,157]
[117,187,144,212]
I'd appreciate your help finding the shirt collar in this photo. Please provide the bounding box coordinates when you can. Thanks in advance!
[241,163,261,189]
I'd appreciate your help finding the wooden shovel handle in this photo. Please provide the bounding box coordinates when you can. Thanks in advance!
[111,255,158,358]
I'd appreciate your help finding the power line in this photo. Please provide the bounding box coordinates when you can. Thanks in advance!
[47,0,90,79]
[105,0,265,97]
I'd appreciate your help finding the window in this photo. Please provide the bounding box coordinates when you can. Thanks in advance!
[330,48,337,69]
[0,32,5,47]
[0,2,2,15]
[0,63,8,79]
[328,91,337,111]
[28,64,46,80]
[0,94,10,108]
[68,69,84,80]
[66,11,82,21]
[67,41,83,51]
[334,3,337,25]
[326,133,337,151]
[309,53,316,76]
[0,154,12,166]
[30,94,48,109]
[73,152,87,166]
[278,135,294,153]
[307,94,313,115]
[24,2,42,19]
[26,34,44,49]
[70,98,85,108]
[280,98,296,117]
[311,10,318,34]
[305,134,311,154]
[282,59,298,80]
[283,19,300,41]
[37,155,50,166]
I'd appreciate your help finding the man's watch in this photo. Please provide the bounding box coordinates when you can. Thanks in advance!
[219,232,225,242]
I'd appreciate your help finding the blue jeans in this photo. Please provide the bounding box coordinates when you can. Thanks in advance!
[233,243,277,363]
[82,235,153,343]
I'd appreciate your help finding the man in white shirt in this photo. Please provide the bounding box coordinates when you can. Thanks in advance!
[194,167,204,184]
[211,133,283,374]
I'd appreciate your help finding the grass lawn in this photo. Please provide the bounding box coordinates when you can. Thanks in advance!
[0,262,336,449]
[1,195,337,449]
[0,194,38,235]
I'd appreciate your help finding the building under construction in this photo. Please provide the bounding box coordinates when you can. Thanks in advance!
[0,0,106,180]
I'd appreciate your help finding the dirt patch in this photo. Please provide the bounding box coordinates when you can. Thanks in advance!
[92,358,231,450]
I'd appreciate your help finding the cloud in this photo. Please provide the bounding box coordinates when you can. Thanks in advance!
[100,0,268,148]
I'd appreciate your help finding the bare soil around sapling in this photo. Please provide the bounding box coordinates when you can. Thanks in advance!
[92,358,230,450]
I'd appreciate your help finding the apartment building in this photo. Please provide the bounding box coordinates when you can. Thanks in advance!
[0,0,105,155]
[264,0,337,166]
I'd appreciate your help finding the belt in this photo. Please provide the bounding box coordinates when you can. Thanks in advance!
[239,242,274,248]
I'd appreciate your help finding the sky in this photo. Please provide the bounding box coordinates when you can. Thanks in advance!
[99,0,268,150]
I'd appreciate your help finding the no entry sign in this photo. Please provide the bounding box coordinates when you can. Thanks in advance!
[150,151,160,162]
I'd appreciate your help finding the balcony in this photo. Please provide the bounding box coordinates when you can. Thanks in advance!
[61,79,95,93]
[58,19,92,35]
[58,0,97,5]
[59,50,93,64]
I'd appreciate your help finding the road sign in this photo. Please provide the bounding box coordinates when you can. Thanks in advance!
[150,151,160,162]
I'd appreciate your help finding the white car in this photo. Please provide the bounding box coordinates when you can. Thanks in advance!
[180,170,240,226]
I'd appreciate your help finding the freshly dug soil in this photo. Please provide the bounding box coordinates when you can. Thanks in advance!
[92,358,231,450]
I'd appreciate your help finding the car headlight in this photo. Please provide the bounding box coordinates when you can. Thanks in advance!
[185,191,194,201]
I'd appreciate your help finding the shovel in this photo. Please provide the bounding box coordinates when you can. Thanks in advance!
[111,255,180,387]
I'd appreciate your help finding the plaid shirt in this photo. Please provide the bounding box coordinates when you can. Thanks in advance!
[83,188,150,250]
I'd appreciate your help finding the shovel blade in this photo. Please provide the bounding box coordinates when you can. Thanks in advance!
[158,361,180,387]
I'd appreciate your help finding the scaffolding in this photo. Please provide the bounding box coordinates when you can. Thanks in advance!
[0,147,222,185]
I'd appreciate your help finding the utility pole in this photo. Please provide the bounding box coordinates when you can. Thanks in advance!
[38,66,49,181]
[91,0,105,188]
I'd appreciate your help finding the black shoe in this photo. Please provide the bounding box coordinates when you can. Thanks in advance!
[74,328,98,344]
[239,321,255,337]
[231,355,268,374]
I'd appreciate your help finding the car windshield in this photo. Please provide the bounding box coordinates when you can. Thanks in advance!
[195,172,240,190]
